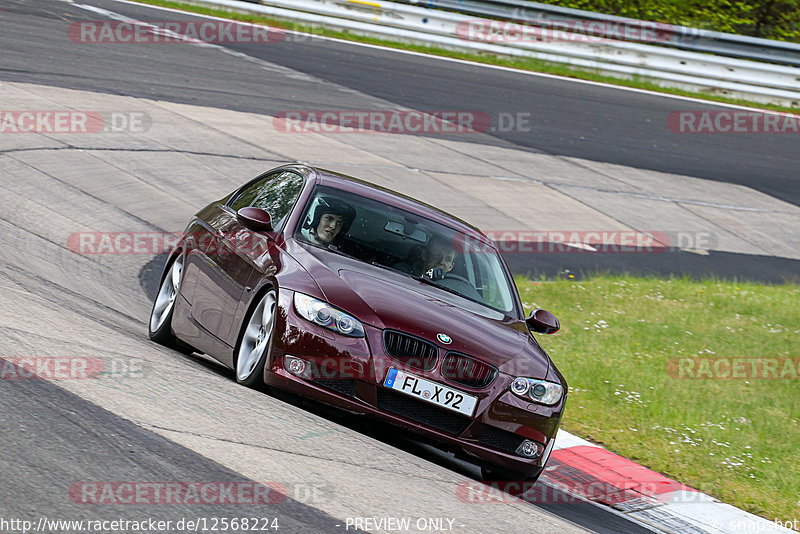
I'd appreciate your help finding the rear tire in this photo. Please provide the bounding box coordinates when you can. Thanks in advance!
[234,289,277,388]
[148,254,184,347]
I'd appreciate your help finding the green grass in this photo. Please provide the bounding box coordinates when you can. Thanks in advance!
[128,0,800,114]
[516,274,800,524]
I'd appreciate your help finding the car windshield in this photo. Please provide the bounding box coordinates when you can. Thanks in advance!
[295,186,518,314]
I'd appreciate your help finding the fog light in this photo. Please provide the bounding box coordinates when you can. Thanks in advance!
[284,356,307,376]
[516,439,543,459]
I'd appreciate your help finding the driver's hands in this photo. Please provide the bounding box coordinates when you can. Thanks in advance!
[425,267,445,281]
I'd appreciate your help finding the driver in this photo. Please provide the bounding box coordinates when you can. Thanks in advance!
[423,235,456,276]
[395,235,455,279]
[301,197,355,247]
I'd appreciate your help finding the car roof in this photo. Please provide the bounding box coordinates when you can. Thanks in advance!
[292,165,494,247]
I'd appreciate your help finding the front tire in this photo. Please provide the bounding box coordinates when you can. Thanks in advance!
[235,289,277,388]
[148,254,183,346]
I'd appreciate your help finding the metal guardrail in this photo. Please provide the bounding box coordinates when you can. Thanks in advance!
[195,0,800,106]
[398,0,800,67]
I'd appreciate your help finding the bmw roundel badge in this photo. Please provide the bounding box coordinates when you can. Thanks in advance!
[437,333,452,344]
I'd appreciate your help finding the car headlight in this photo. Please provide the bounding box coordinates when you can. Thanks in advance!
[509,377,564,405]
[293,292,365,338]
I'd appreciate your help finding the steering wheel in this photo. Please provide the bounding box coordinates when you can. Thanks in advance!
[440,272,483,301]
[443,273,473,285]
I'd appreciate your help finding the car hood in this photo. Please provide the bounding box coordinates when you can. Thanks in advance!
[286,242,551,378]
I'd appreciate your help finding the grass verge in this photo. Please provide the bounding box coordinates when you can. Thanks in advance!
[515,274,799,524]
[128,0,799,114]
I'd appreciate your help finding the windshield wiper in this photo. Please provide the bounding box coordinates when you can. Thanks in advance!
[413,274,465,300]
[325,244,361,262]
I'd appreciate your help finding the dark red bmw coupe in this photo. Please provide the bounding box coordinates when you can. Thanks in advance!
[149,164,566,481]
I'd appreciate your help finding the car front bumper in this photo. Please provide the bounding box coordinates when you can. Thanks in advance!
[264,289,565,477]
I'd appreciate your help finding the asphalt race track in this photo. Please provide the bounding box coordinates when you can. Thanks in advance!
[0,78,650,533]
[2,0,798,206]
[3,0,799,282]
[0,363,353,532]
[0,0,798,532]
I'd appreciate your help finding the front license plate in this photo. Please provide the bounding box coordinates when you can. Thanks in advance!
[383,368,477,417]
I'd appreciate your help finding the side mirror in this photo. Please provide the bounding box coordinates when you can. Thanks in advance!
[526,309,560,334]
[237,207,273,232]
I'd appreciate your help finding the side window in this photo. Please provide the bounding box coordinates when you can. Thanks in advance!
[229,171,304,231]
[229,173,273,212]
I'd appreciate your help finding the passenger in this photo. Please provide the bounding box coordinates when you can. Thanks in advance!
[301,197,355,246]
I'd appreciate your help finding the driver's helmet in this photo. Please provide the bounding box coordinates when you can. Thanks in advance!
[306,196,356,235]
